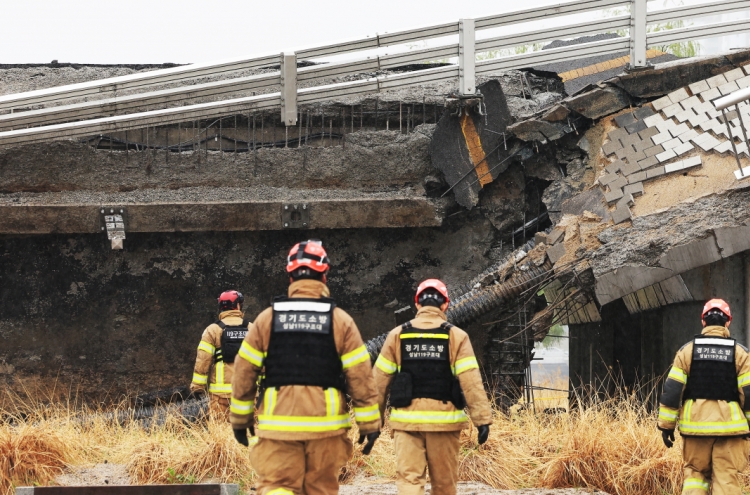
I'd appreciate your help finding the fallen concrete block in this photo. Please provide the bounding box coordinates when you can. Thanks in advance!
[624,182,644,196]
[625,120,648,134]
[546,242,567,264]
[610,176,629,191]
[638,156,659,170]
[634,106,656,120]
[673,141,695,156]
[605,159,625,174]
[664,160,684,173]
[707,73,728,88]
[614,112,637,128]
[652,95,673,111]
[599,172,619,186]
[646,166,666,179]
[629,171,647,184]
[621,162,641,176]
[639,127,659,140]
[547,228,565,245]
[616,193,635,209]
[689,79,710,94]
[612,204,633,224]
[507,119,565,142]
[602,140,622,156]
[656,149,677,162]
[604,187,624,204]
[668,88,690,103]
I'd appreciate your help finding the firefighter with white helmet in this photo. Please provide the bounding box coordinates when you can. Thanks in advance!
[374,278,493,495]
[658,298,750,495]
[230,240,381,495]
[190,290,250,419]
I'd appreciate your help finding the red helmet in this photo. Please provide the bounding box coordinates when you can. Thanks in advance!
[286,240,330,273]
[702,298,732,321]
[218,290,244,311]
[415,279,450,305]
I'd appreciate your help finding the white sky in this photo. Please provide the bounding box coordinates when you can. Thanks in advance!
[0,0,748,64]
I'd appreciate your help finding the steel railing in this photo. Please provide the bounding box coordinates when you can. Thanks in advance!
[0,0,748,146]
[715,87,750,179]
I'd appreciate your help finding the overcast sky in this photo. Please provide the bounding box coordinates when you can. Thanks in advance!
[0,0,747,64]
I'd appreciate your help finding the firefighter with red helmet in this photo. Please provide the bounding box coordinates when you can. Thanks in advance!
[374,279,493,495]
[190,290,251,419]
[230,240,381,495]
[658,299,750,495]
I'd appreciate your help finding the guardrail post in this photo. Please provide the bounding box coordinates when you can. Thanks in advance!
[459,19,476,96]
[280,52,297,126]
[630,0,648,68]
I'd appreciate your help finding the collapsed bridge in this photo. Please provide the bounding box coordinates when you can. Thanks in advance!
[2,0,750,407]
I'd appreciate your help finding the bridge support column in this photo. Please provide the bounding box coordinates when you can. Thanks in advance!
[281,52,298,126]
[459,19,476,96]
[630,0,648,68]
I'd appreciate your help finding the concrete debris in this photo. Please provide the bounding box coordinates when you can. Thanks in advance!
[565,86,631,120]
[507,119,566,142]
[546,242,567,264]
[612,204,633,224]
[542,104,570,122]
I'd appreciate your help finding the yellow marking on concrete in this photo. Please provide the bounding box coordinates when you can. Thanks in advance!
[460,113,492,187]
[559,50,666,82]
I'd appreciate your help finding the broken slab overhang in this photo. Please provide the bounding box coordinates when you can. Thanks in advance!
[0,190,446,233]
[591,186,750,305]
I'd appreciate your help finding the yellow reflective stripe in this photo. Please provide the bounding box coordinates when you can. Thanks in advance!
[375,355,398,374]
[208,383,232,394]
[668,366,688,384]
[198,341,216,354]
[325,388,340,417]
[400,333,450,339]
[238,341,265,367]
[390,409,468,424]
[730,401,743,421]
[454,356,479,375]
[745,410,750,421]
[341,345,369,370]
[257,414,351,432]
[658,406,679,422]
[192,372,208,385]
[683,477,709,493]
[229,397,254,415]
[739,372,750,387]
[264,387,278,416]
[353,404,380,423]
[216,361,225,383]
[267,489,294,495]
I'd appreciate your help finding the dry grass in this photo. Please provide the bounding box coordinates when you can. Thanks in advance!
[0,379,744,495]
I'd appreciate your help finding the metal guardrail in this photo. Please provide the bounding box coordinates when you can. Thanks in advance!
[715,86,750,179]
[0,0,749,146]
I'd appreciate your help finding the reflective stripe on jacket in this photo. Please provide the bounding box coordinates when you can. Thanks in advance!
[229,279,381,441]
[190,310,249,398]
[374,306,493,432]
[658,325,750,436]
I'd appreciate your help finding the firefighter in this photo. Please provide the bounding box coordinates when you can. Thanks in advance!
[658,298,750,495]
[374,279,493,495]
[190,290,250,420]
[230,240,381,495]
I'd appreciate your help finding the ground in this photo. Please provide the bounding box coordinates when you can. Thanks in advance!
[54,465,609,494]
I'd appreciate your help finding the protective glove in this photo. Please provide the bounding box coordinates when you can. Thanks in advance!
[233,428,250,447]
[661,429,675,448]
[358,431,381,455]
[477,425,490,445]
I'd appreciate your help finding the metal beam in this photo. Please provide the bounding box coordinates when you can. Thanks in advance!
[280,52,298,126]
[630,0,648,68]
[459,19,476,96]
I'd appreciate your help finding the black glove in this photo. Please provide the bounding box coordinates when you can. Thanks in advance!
[477,425,490,445]
[358,431,381,455]
[233,428,250,447]
[661,429,675,448]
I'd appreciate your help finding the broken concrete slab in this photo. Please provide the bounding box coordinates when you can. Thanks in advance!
[616,193,635,209]
[565,86,631,120]
[561,188,611,222]
[612,204,633,224]
[534,231,549,245]
[604,187,624,204]
[541,104,570,122]
[507,119,566,142]
[547,242,567,264]
[547,228,565,245]
[611,50,750,98]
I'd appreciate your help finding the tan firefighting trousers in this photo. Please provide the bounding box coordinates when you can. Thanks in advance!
[209,395,230,422]
[394,430,461,495]
[249,435,353,495]
[682,436,750,495]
